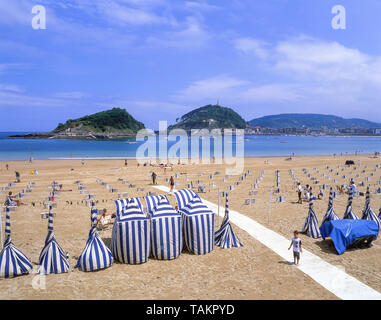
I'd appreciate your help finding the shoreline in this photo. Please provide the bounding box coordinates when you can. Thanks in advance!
[0,153,377,161]
[0,153,377,162]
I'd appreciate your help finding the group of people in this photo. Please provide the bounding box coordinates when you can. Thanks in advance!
[297,179,357,204]
[151,172,175,192]
[296,183,313,204]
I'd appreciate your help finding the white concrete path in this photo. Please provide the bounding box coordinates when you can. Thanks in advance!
[154,185,381,300]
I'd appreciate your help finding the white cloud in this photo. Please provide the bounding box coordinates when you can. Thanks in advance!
[174,76,250,101]
[52,91,89,99]
[185,1,221,11]
[146,16,210,48]
[94,0,173,26]
[235,38,269,59]
[0,91,68,108]
[0,84,23,93]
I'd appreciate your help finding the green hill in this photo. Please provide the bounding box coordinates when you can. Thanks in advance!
[249,114,381,129]
[53,108,145,134]
[168,105,247,131]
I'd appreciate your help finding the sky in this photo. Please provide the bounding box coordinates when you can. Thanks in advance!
[1,0,381,131]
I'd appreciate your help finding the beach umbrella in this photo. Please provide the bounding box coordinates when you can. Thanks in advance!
[181,197,215,255]
[343,192,359,220]
[215,193,243,249]
[75,209,113,272]
[320,187,339,227]
[38,206,70,275]
[379,207,381,220]
[150,202,182,260]
[0,207,33,278]
[361,187,380,230]
[301,196,321,238]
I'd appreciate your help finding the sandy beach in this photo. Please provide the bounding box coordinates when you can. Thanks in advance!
[0,154,380,300]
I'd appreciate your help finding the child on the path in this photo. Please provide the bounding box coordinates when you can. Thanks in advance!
[288,231,302,266]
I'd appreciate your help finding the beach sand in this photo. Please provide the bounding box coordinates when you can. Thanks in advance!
[0,154,380,300]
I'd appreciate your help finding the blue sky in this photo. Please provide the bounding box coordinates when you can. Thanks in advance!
[1,0,381,131]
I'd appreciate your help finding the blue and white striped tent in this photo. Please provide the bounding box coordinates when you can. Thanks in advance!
[320,187,339,227]
[150,202,182,260]
[174,189,200,211]
[111,198,150,264]
[180,197,215,255]
[301,196,321,238]
[361,187,381,231]
[115,197,144,215]
[75,209,113,272]
[0,208,33,278]
[38,209,70,275]
[215,193,243,249]
[343,192,359,220]
[145,195,170,215]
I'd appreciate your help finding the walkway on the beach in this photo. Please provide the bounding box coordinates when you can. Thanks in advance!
[154,185,381,300]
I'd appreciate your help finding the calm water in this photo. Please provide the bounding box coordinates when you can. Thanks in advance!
[0,132,380,160]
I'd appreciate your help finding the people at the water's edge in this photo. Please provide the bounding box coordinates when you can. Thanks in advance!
[288,231,302,266]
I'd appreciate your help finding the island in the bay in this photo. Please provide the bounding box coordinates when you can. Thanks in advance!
[10,104,381,139]
[10,108,145,139]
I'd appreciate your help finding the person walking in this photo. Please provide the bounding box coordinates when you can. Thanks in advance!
[288,231,302,266]
[297,182,303,204]
[151,172,157,185]
[15,171,20,183]
[169,176,175,193]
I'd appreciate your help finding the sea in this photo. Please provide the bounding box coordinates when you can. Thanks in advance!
[0,132,380,160]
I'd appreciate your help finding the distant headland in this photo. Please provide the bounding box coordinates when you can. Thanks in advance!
[9,105,381,139]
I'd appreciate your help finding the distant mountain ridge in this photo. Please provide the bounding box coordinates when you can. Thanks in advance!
[168,104,247,131]
[249,113,381,129]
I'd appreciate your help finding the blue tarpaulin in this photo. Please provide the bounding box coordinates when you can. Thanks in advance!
[320,220,379,255]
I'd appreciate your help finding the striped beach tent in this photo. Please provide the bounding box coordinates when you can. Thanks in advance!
[215,193,243,249]
[145,195,170,215]
[0,208,33,278]
[343,192,359,220]
[361,187,381,230]
[181,197,215,255]
[115,197,143,215]
[301,196,321,238]
[150,202,182,260]
[111,198,150,264]
[320,187,339,227]
[75,209,113,272]
[38,208,70,275]
[174,189,200,211]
